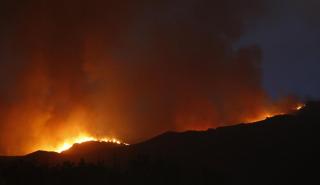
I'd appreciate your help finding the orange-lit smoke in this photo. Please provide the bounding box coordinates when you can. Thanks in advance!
[0,0,302,155]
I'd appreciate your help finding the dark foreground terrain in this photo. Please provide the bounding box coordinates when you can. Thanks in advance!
[0,102,319,185]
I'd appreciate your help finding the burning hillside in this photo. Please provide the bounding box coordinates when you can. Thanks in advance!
[0,101,318,185]
[51,135,128,153]
[0,0,304,155]
[45,102,303,154]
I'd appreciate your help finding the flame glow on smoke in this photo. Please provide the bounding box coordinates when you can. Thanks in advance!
[48,103,305,153]
[40,103,305,154]
[244,103,305,123]
[48,134,129,153]
[0,0,307,156]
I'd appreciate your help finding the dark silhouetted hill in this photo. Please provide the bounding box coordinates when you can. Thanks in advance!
[0,101,319,185]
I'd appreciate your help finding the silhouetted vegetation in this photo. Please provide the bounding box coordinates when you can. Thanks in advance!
[0,157,186,185]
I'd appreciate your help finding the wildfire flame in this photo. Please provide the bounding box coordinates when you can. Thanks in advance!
[30,102,306,154]
[244,103,305,123]
[296,104,305,111]
[52,135,129,153]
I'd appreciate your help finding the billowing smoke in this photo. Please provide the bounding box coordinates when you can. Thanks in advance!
[0,0,299,155]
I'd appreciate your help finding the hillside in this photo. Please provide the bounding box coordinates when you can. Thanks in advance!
[0,101,319,185]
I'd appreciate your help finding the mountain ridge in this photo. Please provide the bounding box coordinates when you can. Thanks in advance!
[1,101,319,185]
[3,101,317,162]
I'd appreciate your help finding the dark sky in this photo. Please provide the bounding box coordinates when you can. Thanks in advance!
[238,0,320,99]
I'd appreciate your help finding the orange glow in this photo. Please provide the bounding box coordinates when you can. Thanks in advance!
[244,111,280,123]
[48,134,129,153]
[244,103,305,123]
[296,104,305,110]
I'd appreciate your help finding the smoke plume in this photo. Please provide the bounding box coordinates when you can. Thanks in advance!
[0,0,299,155]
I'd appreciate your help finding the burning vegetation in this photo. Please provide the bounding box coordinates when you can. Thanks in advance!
[53,135,128,153]
[243,102,306,123]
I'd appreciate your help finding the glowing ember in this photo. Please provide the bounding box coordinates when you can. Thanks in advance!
[54,135,129,153]
[296,104,305,110]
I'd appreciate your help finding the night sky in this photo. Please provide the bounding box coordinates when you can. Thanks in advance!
[239,0,320,99]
